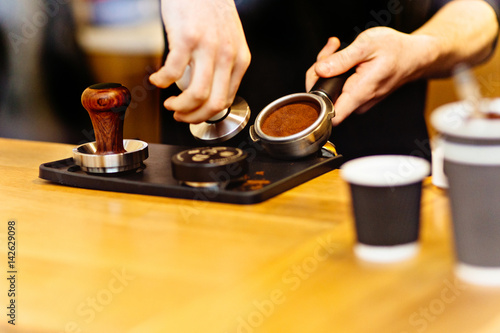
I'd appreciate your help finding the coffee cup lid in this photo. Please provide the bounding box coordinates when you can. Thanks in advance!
[431,99,500,140]
[340,155,430,187]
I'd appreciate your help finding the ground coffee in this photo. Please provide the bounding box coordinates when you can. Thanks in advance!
[261,101,320,137]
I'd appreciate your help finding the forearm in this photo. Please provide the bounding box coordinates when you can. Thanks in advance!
[411,0,498,79]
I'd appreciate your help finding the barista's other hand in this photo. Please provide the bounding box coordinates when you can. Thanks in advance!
[306,28,433,126]
[149,0,251,124]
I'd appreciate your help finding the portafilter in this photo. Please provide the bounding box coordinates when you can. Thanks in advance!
[250,69,354,159]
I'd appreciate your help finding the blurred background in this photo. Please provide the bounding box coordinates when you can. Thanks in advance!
[0,0,163,144]
[0,0,499,144]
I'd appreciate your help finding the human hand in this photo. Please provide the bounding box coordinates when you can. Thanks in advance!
[306,28,435,126]
[149,0,251,124]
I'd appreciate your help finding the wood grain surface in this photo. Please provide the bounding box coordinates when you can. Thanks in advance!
[1,138,500,333]
[81,84,131,154]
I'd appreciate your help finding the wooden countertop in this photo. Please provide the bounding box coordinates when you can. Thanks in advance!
[1,138,500,333]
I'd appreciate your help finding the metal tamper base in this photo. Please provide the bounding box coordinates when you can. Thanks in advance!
[189,96,251,144]
[73,139,148,174]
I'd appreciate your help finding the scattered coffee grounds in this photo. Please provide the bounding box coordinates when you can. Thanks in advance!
[237,171,271,191]
[467,111,500,120]
[486,112,500,119]
[261,101,320,137]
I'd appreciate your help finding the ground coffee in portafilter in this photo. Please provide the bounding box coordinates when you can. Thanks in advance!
[261,101,320,137]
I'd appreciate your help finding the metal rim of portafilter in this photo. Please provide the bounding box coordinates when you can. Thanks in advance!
[250,69,354,159]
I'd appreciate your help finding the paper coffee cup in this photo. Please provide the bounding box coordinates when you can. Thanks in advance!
[340,155,430,263]
[431,98,500,286]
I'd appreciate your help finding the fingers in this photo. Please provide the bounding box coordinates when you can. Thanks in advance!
[332,94,381,126]
[315,43,364,78]
[330,59,397,126]
[330,72,364,126]
[316,37,341,61]
[149,46,191,89]
[227,50,251,103]
[149,0,250,124]
[306,37,363,121]
[162,48,250,124]
[305,37,341,91]
[306,34,386,126]
[308,27,419,127]
[148,0,251,124]
[305,65,319,92]
[166,52,215,117]
[169,66,229,124]
[149,45,248,124]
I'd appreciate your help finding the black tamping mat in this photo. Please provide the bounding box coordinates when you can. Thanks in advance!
[39,143,343,204]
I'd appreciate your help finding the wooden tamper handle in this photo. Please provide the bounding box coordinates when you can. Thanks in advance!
[81,83,131,154]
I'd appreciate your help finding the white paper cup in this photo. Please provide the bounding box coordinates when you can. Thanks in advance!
[431,98,500,286]
[341,155,430,263]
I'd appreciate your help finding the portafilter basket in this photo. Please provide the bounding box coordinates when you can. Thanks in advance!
[250,69,354,159]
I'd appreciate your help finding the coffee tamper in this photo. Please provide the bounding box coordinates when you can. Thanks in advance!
[73,83,149,174]
[176,65,251,144]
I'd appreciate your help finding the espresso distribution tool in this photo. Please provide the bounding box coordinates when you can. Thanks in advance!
[171,146,249,188]
[73,83,148,173]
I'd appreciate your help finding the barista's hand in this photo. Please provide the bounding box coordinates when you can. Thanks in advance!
[307,0,500,127]
[306,28,433,126]
[149,0,251,124]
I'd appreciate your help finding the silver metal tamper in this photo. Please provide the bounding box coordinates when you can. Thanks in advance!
[176,65,251,144]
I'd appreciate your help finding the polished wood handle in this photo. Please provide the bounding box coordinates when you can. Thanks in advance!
[81,83,131,154]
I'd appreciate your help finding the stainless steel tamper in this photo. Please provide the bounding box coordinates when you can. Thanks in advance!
[176,65,251,144]
[189,96,251,144]
[73,83,149,174]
